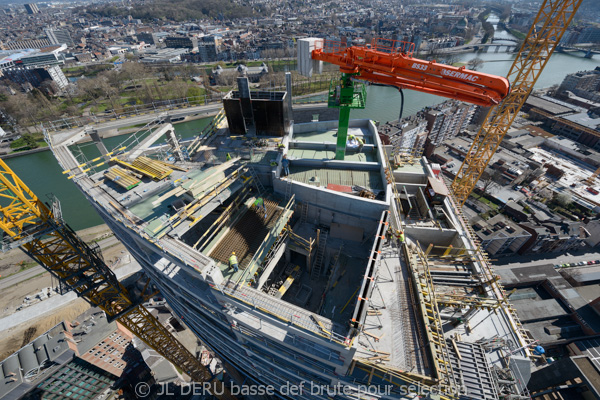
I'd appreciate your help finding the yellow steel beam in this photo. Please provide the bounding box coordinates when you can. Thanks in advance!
[0,159,233,399]
[585,166,600,186]
[451,0,583,206]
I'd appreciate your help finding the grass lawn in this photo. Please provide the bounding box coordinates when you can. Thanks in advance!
[506,28,526,40]
[472,193,500,210]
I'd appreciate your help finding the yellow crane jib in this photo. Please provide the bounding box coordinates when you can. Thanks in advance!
[0,159,234,400]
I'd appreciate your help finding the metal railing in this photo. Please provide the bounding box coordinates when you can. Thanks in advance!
[408,242,458,390]
[42,95,221,132]
[446,191,536,355]
[211,279,351,347]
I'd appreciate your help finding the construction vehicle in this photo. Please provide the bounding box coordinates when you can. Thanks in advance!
[0,159,232,399]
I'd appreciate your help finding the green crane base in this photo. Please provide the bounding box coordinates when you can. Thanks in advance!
[327,73,367,160]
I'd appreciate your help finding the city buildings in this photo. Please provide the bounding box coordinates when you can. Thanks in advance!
[378,114,427,156]
[472,214,532,256]
[45,28,74,47]
[24,3,40,15]
[0,312,133,400]
[424,100,476,146]
[164,36,198,50]
[1,64,68,93]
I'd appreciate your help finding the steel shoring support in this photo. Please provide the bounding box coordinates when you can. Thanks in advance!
[0,159,234,400]
[451,0,583,206]
[409,242,458,392]
[366,300,384,329]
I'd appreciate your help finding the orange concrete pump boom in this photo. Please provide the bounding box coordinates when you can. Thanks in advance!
[311,38,511,107]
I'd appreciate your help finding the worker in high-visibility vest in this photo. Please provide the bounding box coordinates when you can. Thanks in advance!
[253,197,267,220]
[357,136,365,153]
[396,230,405,244]
[226,153,232,161]
[229,252,239,272]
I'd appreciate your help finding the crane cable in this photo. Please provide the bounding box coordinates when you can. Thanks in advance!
[398,88,404,121]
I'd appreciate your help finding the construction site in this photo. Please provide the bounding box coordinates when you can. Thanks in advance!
[0,0,588,399]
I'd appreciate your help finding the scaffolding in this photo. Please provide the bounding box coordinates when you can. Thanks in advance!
[407,242,458,389]
[0,159,233,400]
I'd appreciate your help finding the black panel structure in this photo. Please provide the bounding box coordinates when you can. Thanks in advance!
[222,78,290,137]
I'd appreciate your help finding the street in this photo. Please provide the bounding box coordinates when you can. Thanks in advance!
[0,235,121,291]
[491,248,600,270]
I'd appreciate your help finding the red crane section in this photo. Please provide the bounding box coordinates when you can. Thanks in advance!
[311,38,511,107]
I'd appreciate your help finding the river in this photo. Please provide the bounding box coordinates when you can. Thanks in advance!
[8,21,600,231]
[5,118,210,230]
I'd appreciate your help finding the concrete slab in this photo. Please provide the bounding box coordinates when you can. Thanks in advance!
[0,261,141,332]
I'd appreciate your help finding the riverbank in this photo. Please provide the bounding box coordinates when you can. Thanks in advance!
[1,146,50,160]
[0,111,216,160]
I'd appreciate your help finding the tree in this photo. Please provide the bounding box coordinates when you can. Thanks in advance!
[555,193,572,207]
[10,133,38,150]
[480,169,502,195]
[77,77,104,106]
[467,57,484,71]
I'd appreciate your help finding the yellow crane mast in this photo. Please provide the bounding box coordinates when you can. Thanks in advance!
[0,159,232,400]
[584,166,600,186]
[451,0,583,206]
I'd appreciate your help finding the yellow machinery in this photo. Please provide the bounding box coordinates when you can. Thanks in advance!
[451,0,583,206]
[584,166,600,186]
[0,159,232,400]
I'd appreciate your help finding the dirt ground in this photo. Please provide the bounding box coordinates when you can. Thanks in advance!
[0,224,117,276]
[0,298,90,360]
[0,224,129,359]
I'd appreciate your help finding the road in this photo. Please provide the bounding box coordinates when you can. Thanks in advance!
[491,248,600,270]
[50,100,328,146]
[0,259,141,333]
[0,235,122,291]
[0,265,46,290]
[50,102,223,145]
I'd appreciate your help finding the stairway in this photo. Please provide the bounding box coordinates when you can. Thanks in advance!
[312,230,328,279]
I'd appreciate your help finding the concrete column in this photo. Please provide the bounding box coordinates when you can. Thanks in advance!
[285,72,293,116]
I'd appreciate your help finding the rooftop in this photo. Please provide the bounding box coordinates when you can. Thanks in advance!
[526,95,575,115]
[45,94,535,399]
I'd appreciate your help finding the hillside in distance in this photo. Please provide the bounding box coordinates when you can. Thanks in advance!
[93,0,260,21]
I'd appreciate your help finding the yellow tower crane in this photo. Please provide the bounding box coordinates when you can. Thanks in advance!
[0,159,233,400]
[451,0,583,206]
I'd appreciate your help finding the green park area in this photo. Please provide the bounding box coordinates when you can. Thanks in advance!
[0,59,330,134]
